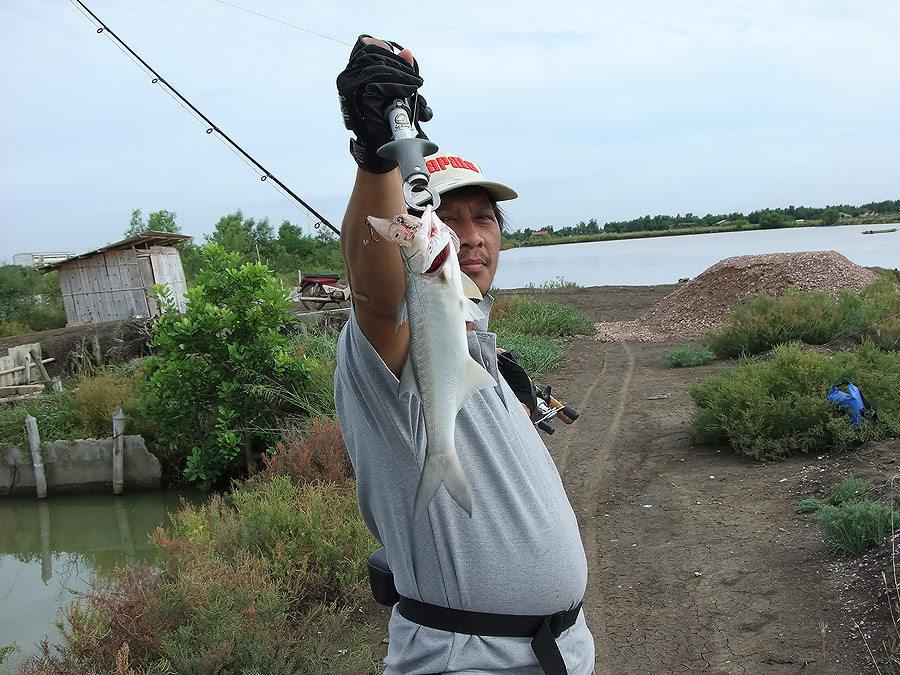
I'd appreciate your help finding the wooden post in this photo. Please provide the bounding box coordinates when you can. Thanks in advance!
[91,334,103,369]
[25,414,47,499]
[112,406,125,495]
[29,348,54,393]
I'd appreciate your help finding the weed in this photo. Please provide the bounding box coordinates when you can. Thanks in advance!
[815,501,899,555]
[0,388,83,448]
[666,345,716,368]
[256,418,353,485]
[526,276,580,290]
[491,295,593,337]
[495,333,565,380]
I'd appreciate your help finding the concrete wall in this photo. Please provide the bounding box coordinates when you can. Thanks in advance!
[1,436,161,496]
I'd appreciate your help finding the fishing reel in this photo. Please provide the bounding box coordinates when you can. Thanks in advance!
[532,383,579,435]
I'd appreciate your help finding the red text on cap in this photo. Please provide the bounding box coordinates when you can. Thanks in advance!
[426,156,479,174]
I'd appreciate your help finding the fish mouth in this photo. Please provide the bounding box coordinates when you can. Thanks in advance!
[425,244,450,274]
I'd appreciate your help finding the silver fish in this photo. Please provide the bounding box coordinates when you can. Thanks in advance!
[367,205,495,518]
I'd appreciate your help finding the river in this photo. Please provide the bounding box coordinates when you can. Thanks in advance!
[0,491,198,665]
[493,223,899,289]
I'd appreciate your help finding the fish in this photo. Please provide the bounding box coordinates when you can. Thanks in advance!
[367,205,496,518]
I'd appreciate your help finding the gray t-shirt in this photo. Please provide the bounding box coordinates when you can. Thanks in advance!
[335,297,595,674]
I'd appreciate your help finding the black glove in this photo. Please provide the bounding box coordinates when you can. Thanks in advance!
[497,350,538,416]
[336,35,431,173]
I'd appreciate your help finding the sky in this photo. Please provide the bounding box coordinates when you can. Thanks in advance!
[1,0,898,261]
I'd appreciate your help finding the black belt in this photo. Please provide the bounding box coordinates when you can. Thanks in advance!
[397,595,582,675]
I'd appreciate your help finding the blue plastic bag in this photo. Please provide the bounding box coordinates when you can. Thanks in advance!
[827,381,867,426]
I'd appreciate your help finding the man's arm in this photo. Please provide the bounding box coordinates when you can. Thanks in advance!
[341,167,410,377]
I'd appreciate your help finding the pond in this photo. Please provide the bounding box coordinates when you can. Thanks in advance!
[0,490,199,664]
[493,223,899,288]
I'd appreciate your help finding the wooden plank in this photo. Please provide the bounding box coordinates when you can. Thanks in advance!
[57,267,77,324]
[66,262,90,323]
[90,255,115,322]
[103,251,127,320]
[123,249,150,318]
[149,246,188,313]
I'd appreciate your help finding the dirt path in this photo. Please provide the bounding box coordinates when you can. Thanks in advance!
[531,286,897,675]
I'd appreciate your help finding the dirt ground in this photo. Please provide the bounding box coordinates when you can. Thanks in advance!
[3,285,897,674]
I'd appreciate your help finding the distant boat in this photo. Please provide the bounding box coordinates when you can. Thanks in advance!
[861,228,898,235]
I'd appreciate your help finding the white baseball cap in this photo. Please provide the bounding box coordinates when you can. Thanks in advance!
[424,153,518,201]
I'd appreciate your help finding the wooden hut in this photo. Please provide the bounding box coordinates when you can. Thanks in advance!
[42,231,192,325]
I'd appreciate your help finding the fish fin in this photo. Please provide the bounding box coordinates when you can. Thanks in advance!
[462,299,486,324]
[398,357,418,399]
[414,452,473,518]
[455,358,496,411]
[461,273,483,301]
[395,296,409,331]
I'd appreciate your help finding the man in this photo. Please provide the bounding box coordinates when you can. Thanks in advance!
[334,36,595,675]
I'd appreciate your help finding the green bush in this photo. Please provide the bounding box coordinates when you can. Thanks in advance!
[814,501,899,555]
[666,345,716,368]
[145,244,317,488]
[689,342,900,460]
[703,273,900,358]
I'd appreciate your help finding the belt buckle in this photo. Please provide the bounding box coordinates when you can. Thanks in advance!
[548,610,567,638]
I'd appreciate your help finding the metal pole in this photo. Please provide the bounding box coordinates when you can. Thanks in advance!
[112,406,125,495]
[25,414,47,499]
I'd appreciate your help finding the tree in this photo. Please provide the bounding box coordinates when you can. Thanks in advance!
[758,211,786,229]
[145,244,314,488]
[124,208,180,239]
[821,208,839,226]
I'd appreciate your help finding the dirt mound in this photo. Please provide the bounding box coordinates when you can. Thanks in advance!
[595,250,879,342]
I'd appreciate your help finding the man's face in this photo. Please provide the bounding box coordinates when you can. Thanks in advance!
[435,187,501,295]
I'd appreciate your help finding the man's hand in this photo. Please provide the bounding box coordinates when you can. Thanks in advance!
[336,35,431,173]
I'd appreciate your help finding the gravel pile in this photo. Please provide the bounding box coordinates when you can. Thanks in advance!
[594,251,879,342]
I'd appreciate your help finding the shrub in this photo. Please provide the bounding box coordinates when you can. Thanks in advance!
[703,273,900,358]
[666,345,716,368]
[256,418,353,485]
[160,477,376,609]
[689,341,900,460]
[22,478,381,674]
[814,501,899,555]
[145,244,317,488]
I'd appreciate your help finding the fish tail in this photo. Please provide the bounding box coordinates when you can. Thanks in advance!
[413,452,473,518]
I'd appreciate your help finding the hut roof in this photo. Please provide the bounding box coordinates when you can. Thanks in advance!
[40,231,193,271]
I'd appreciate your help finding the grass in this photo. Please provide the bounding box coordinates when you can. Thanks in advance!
[666,345,716,368]
[702,272,900,358]
[689,341,900,460]
[490,294,593,379]
[798,475,898,555]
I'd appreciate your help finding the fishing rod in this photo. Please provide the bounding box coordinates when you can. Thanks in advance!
[69,0,340,235]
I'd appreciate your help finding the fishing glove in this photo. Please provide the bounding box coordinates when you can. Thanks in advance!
[337,35,432,173]
[497,349,538,416]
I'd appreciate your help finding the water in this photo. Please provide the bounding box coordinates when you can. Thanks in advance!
[493,223,899,289]
[0,491,197,663]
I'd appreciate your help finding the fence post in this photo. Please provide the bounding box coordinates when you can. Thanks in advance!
[112,406,125,495]
[25,414,47,499]
[29,348,53,393]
